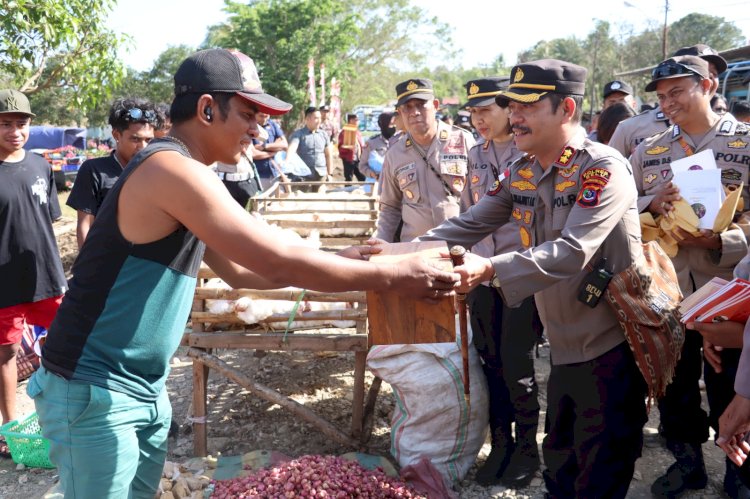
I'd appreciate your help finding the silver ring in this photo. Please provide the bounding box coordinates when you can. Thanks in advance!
[660,201,667,210]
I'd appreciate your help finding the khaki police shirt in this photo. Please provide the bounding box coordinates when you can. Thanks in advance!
[630,114,750,293]
[421,135,641,365]
[359,134,389,179]
[608,107,670,158]
[463,138,524,265]
[376,121,476,242]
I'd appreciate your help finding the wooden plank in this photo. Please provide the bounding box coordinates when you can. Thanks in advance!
[264,219,375,230]
[190,295,209,457]
[194,288,366,302]
[191,309,366,324]
[259,196,375,203]
[367,241,455,345]
[260,209,376,215]
[185,332,368,351]
[187,348,365,451]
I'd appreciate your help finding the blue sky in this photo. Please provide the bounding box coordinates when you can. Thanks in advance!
[108,0,750,72]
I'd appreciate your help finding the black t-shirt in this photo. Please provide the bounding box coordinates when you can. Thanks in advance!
[0,151,66,308]
[67,153,122,215]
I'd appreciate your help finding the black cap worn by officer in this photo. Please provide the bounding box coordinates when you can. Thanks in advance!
[672,44,728,74]
[496,58,586,105]
[645,55,710,92]
[395,78,435,106]
[464,77,510,108]
[603,80,633,100]
[0,89,35,117]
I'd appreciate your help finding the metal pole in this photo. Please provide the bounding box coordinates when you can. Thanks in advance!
[661,0,669,61]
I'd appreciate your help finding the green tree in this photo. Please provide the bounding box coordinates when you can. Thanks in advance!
[206,0,359,126]
[668,13,744,54]
[205,0,454,125]
[0,0,127,119]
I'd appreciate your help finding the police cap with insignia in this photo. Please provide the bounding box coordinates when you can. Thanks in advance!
[464,77,510,107]
[395,78,434,107]
[672,44,727,75]
[495,59,587,105]
[603,80,633,99]
[0,89,35,118]
[645,55,710,92]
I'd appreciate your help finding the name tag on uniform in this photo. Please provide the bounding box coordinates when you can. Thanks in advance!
[440,154,467,176]
[395,162,416,176]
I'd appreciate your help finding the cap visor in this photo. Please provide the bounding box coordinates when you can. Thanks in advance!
[466,96,499,108]
[703,55,727,74]
[0,110,35,118]
[497,89,548,104]
[237,92,292,116]
[645,74,694,92]
[397,92,434,107]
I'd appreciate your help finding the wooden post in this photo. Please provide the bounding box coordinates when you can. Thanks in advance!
[190,290,210,457]
[351,350,366,439]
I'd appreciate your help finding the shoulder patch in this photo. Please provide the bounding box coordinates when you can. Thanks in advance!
[644,173,657,184]
[719,120,734,134]
[728,139,748,149]
[646,145,670,155]
[581,167,611,187]
[554,146,576,167]
[487,179,502,196]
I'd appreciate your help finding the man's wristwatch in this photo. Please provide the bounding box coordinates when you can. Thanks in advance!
[490,272,501,289]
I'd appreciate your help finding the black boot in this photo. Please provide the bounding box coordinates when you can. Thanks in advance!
[724,457,750,499]
[650,441,707,497]
[475,364,515,486]
[475,440,514,486]
[501,423,540,488]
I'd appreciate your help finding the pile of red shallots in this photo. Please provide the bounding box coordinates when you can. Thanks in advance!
[210,454,427,498]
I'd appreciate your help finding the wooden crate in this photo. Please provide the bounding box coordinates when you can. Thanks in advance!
[185,265,377,456]
[366,241,456,346]
[253,181,378,249]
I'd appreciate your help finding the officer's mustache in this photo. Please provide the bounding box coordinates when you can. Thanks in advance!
[512,125,531,135]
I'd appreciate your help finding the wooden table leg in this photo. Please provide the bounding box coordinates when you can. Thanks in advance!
[192,352,210,456]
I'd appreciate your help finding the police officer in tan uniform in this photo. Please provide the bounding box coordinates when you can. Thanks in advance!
[461,77,541,487]
[376,79,475,242]
[631,55,750,498]
[609,43,728,159]
[419,59,648,498]
[359,111,396,180]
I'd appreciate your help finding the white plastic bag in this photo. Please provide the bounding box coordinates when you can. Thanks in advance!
[366,325,488,483]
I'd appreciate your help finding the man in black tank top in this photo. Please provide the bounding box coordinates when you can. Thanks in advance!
[29,49,460,499]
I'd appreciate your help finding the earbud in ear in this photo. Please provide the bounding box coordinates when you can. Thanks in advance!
[204,106,213,121]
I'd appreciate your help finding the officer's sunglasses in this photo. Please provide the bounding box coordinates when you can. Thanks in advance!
[121,108,157,123]
[652,61,701,80]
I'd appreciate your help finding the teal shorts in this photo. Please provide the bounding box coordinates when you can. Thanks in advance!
[27,368,171,499]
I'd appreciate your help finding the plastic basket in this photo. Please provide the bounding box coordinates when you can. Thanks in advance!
[0,412,54,468]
